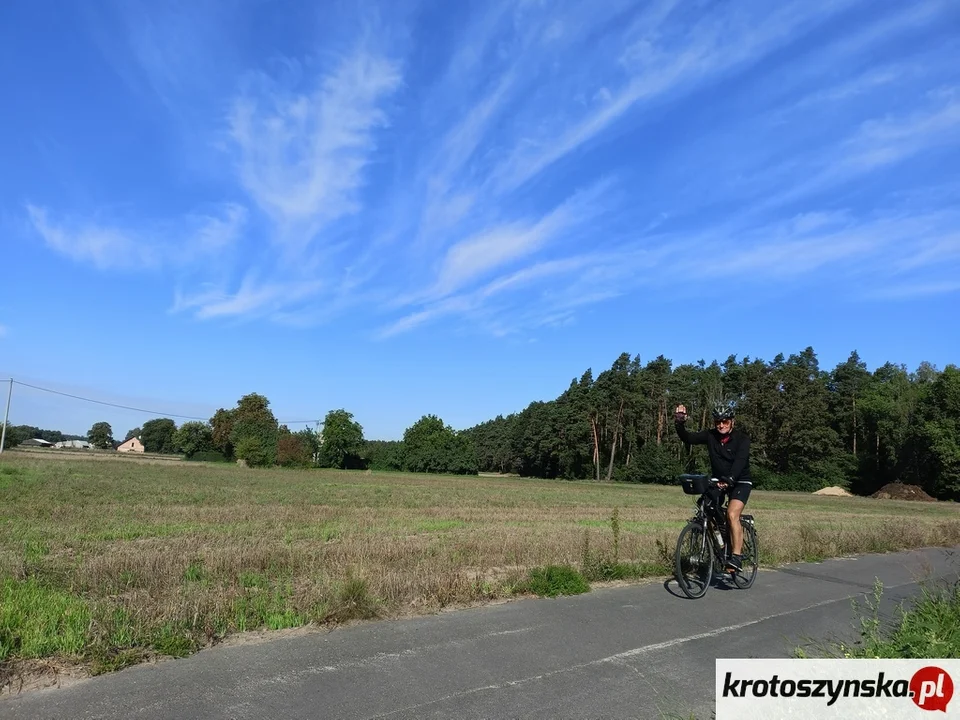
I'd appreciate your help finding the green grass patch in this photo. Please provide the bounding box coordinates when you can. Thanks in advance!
[521,565,590,597]
[0,577,90,661]
[231,578,311,632]
[183,559,206,583]
[582,559,671,582]
[414,519,468,533]
[151,623,198,658]
[283,523,343,544]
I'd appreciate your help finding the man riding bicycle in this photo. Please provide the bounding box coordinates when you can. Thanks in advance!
[674,400,752,573]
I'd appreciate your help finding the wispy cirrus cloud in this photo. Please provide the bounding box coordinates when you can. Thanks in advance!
[227,51,403,247]
[866,280,960,300]
[380,237,672,339]
[841,91,960,172]
[26,203,246,271]
[426,179,611,300]
[171,274,324,321]
[673,207,960,304]
[21,0,960,338]
[165,44,405,321]
[486,0,860,195]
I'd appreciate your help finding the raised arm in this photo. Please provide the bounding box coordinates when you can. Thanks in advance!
[674,405,709,445]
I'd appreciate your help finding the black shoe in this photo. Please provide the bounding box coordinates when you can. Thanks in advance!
[725,554,742,573]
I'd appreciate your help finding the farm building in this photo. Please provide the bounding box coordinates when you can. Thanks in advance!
[55,440,93,449]
[117,436,145,454]
[19,438,54,447]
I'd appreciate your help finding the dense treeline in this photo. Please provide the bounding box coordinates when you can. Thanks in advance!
[462,348,960,501]
[4,347,956,499]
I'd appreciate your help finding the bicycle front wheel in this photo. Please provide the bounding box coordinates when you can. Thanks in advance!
[731,520,758,589]
[674,521,714,599]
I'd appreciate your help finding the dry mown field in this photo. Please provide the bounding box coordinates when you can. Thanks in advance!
[2,452,959,688]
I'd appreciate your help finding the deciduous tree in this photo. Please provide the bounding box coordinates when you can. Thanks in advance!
[87,422,114,450]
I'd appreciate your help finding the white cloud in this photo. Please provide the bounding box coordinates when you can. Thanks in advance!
[402,179,612,306]
[490,0,858,194]
[867,280,960,300]
[227,49,402,253]
[27,205,160,270]
[842,93,960,172]
[27,203,246,271]
[675,210,960,292]
[792,66,906,109]
[189,204,248,254]
[171,274,324,321]
[543,20,564,42]
[416,71,517,242]
[717,90,960,220]
[893,232,960,273]
[379,242,670,339]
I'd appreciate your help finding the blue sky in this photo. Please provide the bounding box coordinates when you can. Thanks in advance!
[1,0,959,441]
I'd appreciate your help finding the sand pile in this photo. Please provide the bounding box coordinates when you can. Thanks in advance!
[813,486,854,497]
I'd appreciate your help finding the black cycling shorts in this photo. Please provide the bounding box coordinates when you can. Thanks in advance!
[726,482,752,506]
[708,483,752,508]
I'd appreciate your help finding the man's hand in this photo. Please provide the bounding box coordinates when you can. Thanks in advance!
[717,475,732,490]
[674,404,687,423]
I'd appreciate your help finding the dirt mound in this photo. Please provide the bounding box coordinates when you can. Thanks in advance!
[813,486,854,497]
[870,483,937,502]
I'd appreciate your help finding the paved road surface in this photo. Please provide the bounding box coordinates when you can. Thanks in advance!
[2,547,957,720]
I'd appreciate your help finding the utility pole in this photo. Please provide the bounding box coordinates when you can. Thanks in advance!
[0,378,12,455]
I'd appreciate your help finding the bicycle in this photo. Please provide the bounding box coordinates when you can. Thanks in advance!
[673,473,759,599]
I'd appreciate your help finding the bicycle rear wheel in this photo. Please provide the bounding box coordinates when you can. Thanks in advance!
[674,521,714,599]
[731,520,758,589]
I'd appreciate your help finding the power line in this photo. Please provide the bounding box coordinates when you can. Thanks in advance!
[13,380,210,420]
[10,380,318,425]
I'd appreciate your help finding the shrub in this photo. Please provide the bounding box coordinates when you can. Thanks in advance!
[185,451,228,463]
[234,436,275,468]
[276,434,313,467]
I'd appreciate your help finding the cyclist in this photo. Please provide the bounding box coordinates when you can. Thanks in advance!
[674,400,752,573]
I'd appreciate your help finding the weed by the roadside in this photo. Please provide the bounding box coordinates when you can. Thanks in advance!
[520,565,590,597]
[796,576,960,659]
[323,575,379,623]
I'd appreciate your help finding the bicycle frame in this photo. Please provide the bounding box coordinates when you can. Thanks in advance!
[691,493,729,566]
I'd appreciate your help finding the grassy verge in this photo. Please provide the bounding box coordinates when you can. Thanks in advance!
[798,575,960,659]
[1,454,958,684]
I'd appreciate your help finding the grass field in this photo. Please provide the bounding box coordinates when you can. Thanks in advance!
[2,451,959,685]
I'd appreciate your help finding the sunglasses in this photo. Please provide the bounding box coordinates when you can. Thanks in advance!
[714,418,733,425]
